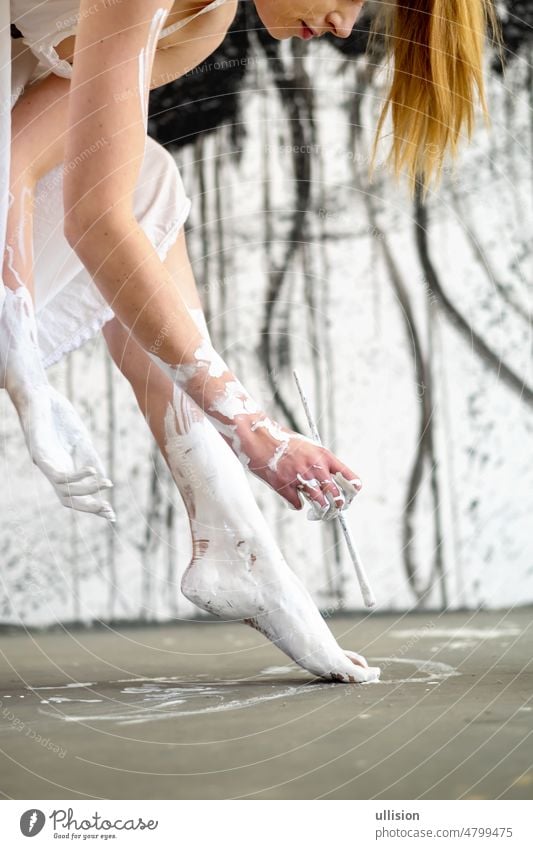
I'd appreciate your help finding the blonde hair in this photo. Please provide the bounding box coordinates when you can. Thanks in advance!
[368,0,503,196]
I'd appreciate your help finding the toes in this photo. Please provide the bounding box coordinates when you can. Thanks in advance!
[364,665,381,681]
[346,665,380,684]
[344,649,369,669]
[329,656,380,684]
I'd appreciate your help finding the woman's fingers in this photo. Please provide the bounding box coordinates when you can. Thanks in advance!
[74,435,108,479]
[35,457,115,515]
[322,479,347,516]
[295,472,330,515]
[35,458,99,485]
[332,466,362,505]
[56,475,113,497]
[294,460,363,521]
[286,486,312,511]
[291,474,341,521]
[262,438,363,521]
[58,491,116,522]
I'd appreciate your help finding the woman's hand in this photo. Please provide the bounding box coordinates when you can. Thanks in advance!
[0,285,115,522]
[14,385,116,521]
[152,336,362,520]
[236,414,362,520]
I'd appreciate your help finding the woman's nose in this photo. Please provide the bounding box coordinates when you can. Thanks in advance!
[328,3,364,39]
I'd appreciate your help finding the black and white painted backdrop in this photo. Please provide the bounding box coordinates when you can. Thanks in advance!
[1,1,532,625]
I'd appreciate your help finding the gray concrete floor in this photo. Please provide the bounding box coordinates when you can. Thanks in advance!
[0,608,531,799]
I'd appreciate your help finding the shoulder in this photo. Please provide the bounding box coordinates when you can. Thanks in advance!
[157,0,239,50]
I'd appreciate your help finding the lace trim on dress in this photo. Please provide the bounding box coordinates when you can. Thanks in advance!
[21,26,78,80]
[158,0,228,40]
[39,195,192,369]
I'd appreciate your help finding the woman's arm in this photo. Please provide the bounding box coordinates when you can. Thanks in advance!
[1,74,115,520]
[0,285,116,520]
[63,0,362,517]
[63,1,208,359]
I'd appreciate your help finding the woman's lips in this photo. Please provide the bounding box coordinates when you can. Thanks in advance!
[300,21,316,39]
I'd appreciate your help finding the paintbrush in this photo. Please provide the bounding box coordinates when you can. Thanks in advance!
[292,369,376,609]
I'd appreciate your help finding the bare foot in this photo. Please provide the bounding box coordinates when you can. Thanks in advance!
[165,390,380,684]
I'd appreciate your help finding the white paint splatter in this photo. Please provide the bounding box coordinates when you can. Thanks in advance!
[138,8,167,128]
[391,627,521,640]
[373,657,461,685]
[29,682,97,691]
[0,287,115,520]
[46,697,103,704]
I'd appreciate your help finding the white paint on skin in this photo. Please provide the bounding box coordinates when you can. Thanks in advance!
[138,8,167,128]
[17,185,32,265]
[0,287,115,520]
[5,244,26,289]
[148,309,359,523]
[295,472,341,519]
[209,418,250,467]
[251,417,291,441]
[302,471,362,521]
[268,439,289,472]
[162,376,380,684]
[296,473,321,490]
[208,381,263,419]
[193,339,228,377]
[151,342,262,465]
[4,184,33,295]
[249,415,292,473]
[137,51,146,125]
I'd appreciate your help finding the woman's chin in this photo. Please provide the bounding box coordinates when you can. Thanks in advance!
[261,24,295,41]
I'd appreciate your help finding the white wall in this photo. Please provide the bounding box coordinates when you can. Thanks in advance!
[1,46,531,625]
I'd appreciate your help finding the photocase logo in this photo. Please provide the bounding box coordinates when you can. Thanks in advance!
[20,809,45,837]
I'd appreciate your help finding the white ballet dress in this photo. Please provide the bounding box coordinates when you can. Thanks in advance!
[3,0,227,367]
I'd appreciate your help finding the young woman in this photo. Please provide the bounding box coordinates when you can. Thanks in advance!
[1,0,498,682]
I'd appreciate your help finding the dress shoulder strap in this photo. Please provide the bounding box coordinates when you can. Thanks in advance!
[158,0,228,39]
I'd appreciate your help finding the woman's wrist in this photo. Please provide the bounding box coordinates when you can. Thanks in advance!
[0,286,48,403]
[148,338,262,425]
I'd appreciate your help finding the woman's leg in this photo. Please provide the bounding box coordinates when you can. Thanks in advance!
[103,228,380,684]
